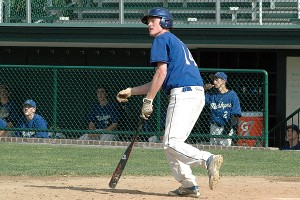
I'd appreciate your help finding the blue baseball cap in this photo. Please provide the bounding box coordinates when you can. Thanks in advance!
[213,72,228,81]
[287,124,299,134]
[23,99,36,108]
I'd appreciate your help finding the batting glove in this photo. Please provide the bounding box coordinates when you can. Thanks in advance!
[141,98,153,120]
[116,88,132,103]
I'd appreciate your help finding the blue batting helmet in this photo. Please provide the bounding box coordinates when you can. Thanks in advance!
[141,7,173,29]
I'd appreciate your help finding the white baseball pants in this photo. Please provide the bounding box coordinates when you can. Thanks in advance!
[162,86,213,188]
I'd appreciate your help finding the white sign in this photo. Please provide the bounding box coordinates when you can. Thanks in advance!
[286,57,300,117]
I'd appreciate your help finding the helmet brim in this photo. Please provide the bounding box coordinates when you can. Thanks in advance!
[141,15,163,25]
[141,15,148,24]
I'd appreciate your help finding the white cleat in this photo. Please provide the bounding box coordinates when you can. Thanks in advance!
[208,154,223,190]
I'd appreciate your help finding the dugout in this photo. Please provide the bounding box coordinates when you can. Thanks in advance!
[0,24,300,147]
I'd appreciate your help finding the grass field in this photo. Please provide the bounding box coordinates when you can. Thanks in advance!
[1,142,300,177]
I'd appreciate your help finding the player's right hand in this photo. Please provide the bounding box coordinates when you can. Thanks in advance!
[116,88,132,103]
[141,98,153,120]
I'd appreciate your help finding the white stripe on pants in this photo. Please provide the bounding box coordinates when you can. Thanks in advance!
[162,86,212,187]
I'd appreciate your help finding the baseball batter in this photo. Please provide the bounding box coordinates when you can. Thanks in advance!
[116,7,223,198]
[204,72,242,146]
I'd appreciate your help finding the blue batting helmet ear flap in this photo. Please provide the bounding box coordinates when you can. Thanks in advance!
[141,7,173,29]
[160,17,173,28]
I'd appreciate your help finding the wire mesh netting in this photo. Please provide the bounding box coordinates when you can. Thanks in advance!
[1,0,299,26]
[0,65,267,147]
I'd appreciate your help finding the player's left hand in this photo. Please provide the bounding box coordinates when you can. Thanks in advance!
[223,124,232,135]
[116,88,132,103]
[141,98,153,120]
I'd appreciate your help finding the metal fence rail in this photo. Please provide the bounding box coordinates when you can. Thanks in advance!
[1,0,300,26]
[0,65,268,147]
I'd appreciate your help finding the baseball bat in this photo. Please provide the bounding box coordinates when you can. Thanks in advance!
[108,118,145,189]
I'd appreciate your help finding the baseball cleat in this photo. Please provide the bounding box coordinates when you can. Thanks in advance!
[168,186,200,198]
[208,154,223,190]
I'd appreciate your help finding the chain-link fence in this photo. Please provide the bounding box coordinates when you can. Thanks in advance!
[1,0,299,26]
[0,65,268,147]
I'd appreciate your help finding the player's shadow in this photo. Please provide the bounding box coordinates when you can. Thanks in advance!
[26,185,169,197]
[102,188,169,196]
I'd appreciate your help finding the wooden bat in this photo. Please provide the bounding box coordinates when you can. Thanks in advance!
[108,118,145,189]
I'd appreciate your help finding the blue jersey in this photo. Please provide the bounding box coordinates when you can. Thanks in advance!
[281,143,300,150]
[0,118,7,128]
[16,114,48,138]
[0,101,20,124]
[205,90,242,126]
[87,102,119,129]
[150,32,203,94]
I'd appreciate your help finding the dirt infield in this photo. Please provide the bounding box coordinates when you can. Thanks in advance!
[1,176,300,200]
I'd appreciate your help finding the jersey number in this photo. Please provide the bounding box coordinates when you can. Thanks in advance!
[223,111,228,119]
[182,44,198,67]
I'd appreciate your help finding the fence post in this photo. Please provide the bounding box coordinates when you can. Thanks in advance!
[26,0,31,23]
[263,70,269,147]
[215,0,220,24]
[119,0,124,24]
[52,68,58,133]
[252,0,257,21]
[259,0,262,25]
[0,0,3,23]
[298,0,300,19]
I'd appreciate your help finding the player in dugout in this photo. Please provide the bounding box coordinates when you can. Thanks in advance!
[15,99,48,138]
[281,124,300,150]
[204,72,242,147]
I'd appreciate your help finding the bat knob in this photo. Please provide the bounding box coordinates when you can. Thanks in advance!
[109,182,117,189]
